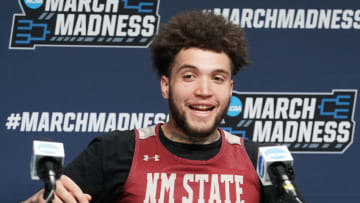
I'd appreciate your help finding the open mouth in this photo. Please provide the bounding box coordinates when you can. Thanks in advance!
[189,105,215,112]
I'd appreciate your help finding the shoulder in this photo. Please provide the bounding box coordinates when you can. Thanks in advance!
[136,125,157,139]
[93,130,136,163]
[96,129,136,147]
[65,129,136,169]
[81,130,136,154]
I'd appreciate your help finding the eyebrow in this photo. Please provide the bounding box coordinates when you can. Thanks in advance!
[174,64,197,74]
[175,64,231,76]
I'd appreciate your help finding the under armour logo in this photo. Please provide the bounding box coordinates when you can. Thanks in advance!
[144,154,160,161]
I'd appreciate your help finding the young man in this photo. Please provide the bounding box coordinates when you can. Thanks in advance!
[25,11,303,203]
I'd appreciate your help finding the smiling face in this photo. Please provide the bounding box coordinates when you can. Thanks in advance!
[161,48,233,143]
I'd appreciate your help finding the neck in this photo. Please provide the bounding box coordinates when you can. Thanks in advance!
[161,122,221,145]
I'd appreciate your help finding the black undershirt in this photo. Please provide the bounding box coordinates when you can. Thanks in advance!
[158,126,222,160]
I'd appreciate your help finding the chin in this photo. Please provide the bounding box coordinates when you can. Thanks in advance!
[184,121,218,138]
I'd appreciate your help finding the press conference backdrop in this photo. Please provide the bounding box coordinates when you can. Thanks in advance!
[1,0,359,202]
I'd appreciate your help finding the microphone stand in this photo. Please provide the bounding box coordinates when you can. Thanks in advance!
[43,166,57,203]
[269,163,304,203]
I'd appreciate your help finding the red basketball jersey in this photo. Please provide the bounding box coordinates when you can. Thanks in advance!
[119,124,261,203]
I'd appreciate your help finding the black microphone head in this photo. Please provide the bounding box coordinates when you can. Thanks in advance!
[36,156,63,182]
[268,162,289,185]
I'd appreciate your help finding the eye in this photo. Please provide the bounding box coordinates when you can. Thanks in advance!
[183,73,195,81]
[184,74,193,79]
[213,75,225,83]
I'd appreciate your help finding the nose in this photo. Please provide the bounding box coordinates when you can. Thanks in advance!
[194,77,213,98]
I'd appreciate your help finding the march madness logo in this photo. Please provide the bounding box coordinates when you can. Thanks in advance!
[9,0,160,49]
[221,89,357,154]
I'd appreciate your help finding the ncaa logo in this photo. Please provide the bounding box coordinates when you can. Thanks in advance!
[227,96,242,117]
[23,0,44,9]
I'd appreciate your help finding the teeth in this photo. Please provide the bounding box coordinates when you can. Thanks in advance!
[196,106,210,110]
[191,105,213,111]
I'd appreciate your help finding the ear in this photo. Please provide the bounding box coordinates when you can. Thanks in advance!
[230,79,233,95]
[160,75,169,99]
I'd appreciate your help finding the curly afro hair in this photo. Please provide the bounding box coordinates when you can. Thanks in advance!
[151,10,249,77]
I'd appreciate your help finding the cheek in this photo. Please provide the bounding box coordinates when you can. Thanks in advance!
[216,87,232,104]
[171,83,193,99]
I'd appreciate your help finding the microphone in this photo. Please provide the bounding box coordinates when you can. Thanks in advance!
[31,140,65,202]
[256,145,303,203]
